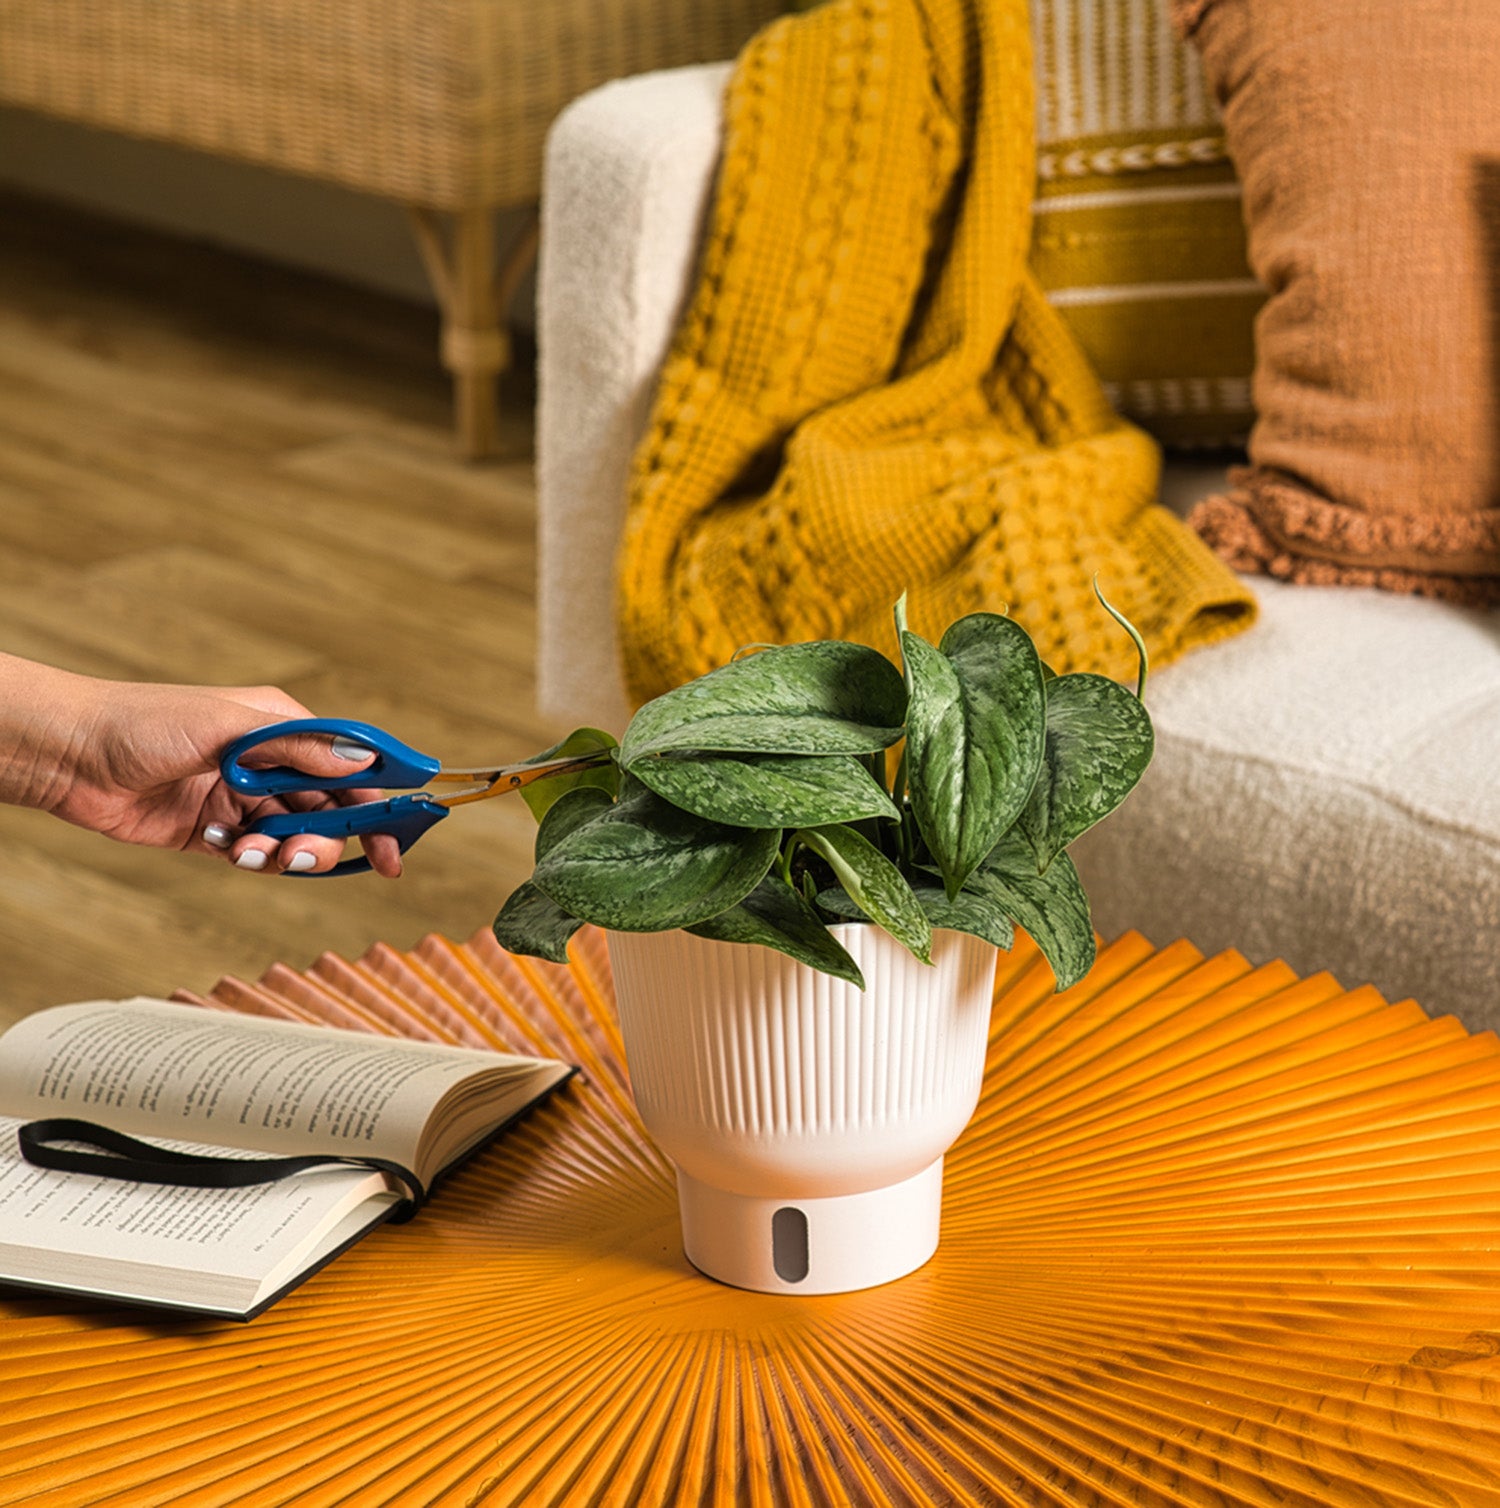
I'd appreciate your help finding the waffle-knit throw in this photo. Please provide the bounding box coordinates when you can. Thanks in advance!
[615,0,1257,706]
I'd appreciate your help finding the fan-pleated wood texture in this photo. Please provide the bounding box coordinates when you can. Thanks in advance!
[4,927,1500,1507]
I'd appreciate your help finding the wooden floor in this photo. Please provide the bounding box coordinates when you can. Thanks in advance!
[0,188,572,1030]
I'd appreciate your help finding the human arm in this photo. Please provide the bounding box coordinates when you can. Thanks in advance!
[0,654,402,877]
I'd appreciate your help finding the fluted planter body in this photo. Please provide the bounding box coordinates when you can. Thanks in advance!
[607,924,998,1294]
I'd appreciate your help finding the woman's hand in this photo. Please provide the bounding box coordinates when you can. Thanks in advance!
[0,657,403,877]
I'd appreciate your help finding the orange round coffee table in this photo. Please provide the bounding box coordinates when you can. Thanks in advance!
[4,927,1499,1505]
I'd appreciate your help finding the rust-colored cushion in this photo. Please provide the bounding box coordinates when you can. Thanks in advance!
[1176,0,1500,602]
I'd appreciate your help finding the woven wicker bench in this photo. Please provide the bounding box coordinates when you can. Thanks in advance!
[0,0,781,455]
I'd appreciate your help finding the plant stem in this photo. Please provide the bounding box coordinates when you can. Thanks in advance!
[1093,577,1149,700]
[857,753,898,858]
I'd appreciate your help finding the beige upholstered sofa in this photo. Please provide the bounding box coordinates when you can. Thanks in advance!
[534,64,1500,1031]
[0,0,784,454]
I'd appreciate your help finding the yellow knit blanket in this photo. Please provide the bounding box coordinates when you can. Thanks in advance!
[615,0,1257,705]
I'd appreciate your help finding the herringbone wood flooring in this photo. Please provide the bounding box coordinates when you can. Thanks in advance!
[0,189,570,1028]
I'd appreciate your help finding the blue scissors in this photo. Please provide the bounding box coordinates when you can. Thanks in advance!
[219,719,610,875]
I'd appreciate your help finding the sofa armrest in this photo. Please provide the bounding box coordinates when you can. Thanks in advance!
[536,63,732,730]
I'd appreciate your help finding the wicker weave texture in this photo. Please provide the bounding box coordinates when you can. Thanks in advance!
[0,0,784,209]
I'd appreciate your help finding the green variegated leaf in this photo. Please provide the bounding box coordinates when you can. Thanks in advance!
[813,887,867,922]
[689,878,866,987]
[912,883,1014,950]
[795,824,931,963]
[619,642,906,764]
[531,776,779,932]
[534,785,615,858]
[492,882,584,964]
[630,751,898,830]
[900,611,1045,900]
[516,728,619,822]
[967,832,1095,991]
[820,881,1013,952]
[1015,673,1154,873]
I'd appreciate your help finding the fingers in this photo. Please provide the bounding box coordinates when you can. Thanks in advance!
[200,785,405,878]
[202,822,235,853]
[256,827,405,879]
[235,835,343,874]
[365,831,404,879]
[202,822,349,874]
[237,727,378,781]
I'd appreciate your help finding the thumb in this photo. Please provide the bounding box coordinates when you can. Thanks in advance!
[239,728,378,780]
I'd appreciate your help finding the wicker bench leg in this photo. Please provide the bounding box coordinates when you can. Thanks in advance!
[408,205,539,459]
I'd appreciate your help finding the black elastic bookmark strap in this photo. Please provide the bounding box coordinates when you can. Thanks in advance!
[18,1118,426,1223]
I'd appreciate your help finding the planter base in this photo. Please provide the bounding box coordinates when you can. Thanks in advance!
[676,1159,944,1295]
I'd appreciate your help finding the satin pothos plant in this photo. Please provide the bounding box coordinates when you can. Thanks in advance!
[494,594,1154,992]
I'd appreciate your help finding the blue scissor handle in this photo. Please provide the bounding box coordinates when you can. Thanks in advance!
[220,718,442,797]
[247,795,451,876]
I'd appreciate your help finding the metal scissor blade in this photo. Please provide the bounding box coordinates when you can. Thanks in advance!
[429,752,613,806]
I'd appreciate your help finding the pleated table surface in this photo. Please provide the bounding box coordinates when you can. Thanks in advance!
[5,926,1500,1507]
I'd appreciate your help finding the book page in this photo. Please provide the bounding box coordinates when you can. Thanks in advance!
[0,1114,393,1309]
[0,999,547,1167]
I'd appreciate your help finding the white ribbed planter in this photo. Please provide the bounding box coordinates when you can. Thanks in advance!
[607,924,998,1294]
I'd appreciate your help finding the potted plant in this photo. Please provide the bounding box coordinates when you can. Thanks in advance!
[495,594,1153,1294]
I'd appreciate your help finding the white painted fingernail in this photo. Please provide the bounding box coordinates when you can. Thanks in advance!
[285,852,317,872]
[235,850,269,871]
[203,823,233,849]
[331,737,370,762]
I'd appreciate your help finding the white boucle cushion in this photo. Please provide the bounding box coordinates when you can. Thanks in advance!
[1074,577,1500,1027]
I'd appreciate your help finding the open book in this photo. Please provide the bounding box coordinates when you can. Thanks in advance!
[0,998,574,1320]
